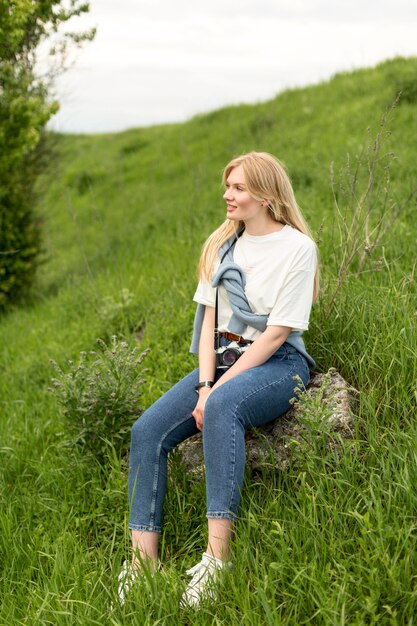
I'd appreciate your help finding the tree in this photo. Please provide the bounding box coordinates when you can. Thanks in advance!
[0,0,95,311]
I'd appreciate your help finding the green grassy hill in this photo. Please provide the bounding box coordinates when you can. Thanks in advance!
[1,57,416,624]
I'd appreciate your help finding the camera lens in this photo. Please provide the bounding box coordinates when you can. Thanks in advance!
[222,348,239,367]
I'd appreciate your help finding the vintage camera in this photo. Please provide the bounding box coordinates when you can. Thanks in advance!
[215,341,250,369]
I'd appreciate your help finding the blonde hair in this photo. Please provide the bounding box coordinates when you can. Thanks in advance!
[197,151,319,302]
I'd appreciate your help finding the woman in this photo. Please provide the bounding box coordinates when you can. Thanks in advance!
[118,151,319,607]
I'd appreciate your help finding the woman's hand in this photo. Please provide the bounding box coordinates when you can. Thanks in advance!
[192,387,212,431]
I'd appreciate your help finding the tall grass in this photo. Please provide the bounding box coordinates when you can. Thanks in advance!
[1,57,417,624]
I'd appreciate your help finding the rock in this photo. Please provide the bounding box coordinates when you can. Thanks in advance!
[177,368,358,479]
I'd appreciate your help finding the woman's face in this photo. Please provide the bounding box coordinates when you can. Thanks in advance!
[223,165,267,224]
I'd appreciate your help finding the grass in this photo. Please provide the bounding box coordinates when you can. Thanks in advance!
[1,56,417,624]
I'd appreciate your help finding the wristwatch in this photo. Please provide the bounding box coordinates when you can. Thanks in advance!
[194,380,214,393]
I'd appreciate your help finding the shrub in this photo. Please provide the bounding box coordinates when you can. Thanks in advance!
[0,68,53,310]
[0,1,94,311]
[49,336,150,463]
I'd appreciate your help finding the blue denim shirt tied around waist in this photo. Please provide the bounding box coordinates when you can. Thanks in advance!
[189,231,316,371]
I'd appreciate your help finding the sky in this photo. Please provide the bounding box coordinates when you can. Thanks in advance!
[45,0,417,134]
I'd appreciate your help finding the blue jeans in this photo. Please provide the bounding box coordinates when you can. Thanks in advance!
[128,341,310,532]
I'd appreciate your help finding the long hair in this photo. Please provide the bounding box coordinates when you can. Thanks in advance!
[197,151,320,302]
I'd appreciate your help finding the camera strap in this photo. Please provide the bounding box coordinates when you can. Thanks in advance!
[214,287,220,351]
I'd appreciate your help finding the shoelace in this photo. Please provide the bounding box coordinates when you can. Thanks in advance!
[186,553,218,578]
[186,557,216,584]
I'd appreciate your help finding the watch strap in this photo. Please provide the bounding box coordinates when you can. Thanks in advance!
[195,380,214,392]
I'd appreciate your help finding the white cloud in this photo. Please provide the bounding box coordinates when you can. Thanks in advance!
[99,0,417,23]
[46,0,417,133]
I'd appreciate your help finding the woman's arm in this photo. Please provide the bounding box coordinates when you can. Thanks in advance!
[192,314,291,429]
[197,305,216,382]
[192,306,216,431]
[211,324,291,392]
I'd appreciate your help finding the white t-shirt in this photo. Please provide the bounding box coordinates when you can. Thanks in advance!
[193,225,317,342]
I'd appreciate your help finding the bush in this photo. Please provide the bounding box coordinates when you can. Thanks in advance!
[49,336,150,463]
[0,68,53,310]
[0,0,94,311]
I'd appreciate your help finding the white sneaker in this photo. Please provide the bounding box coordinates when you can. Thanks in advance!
[116,559,161,607]
[180,552,232,608]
